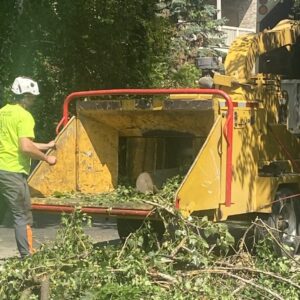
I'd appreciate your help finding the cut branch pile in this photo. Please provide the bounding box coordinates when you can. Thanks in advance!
[48,175,184,207]
[0,177,300,299]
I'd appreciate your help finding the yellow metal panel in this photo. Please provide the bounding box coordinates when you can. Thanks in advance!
[176,107,262,220]
[255,175,300,213]
[28,117,76,197]
[77,116,118,193]
[169,94,212,100]
[213,74,234,87]
[80,110,215,137]
[220,110,260,219]
[176,116,222,217]
[259,124,300,166]
[255,177,276,213]
[225,20,300,82]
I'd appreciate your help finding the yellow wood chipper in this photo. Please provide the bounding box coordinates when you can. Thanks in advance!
[30,20,300,252]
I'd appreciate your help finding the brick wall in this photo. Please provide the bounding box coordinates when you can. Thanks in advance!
[222,0,257,30]
[239,0,257,29]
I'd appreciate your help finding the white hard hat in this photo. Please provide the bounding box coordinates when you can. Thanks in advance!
[11,76,40,95]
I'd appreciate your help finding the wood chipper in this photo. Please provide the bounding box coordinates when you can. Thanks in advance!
[29,20,300,252]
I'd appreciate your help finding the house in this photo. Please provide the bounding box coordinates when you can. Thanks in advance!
[197,1,295,77]
[211,0,294,48]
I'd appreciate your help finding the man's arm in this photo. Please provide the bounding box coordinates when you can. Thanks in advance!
[19,138,56,165]
[33,140,55,151]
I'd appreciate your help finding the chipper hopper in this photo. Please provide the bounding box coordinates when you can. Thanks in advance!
[29,89,234,218]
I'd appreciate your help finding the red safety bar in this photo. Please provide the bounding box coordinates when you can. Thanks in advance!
[32,204,153,217]
[55,89,233,207]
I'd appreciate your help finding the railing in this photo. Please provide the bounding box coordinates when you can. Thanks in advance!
[222,25,256,47]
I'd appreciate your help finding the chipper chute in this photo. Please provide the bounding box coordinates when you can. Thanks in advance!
[29,89,233,218]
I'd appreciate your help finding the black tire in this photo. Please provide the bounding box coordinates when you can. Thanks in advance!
[116,218,144,241]
[116,218,165,243]
[265,188,300,256]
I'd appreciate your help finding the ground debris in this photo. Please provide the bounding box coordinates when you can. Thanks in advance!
[1,185,300,299]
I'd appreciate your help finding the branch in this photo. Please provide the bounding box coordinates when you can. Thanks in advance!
[215,264,300,290]
[184,269,284,300]
[254,220,300,266]
[117,233,133,261]
[147,270,178,284]
[171,236,188,257]
[142,199,176,216]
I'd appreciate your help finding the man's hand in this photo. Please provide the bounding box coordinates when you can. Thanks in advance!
[19,137,57,164]
[45,155,57,166]
[47,140,56,149]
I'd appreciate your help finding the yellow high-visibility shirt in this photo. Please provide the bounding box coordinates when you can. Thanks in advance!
[0,104,35,175]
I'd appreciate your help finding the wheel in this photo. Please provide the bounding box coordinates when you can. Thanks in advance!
[116,218,144,241]
[267,188,300,256]
[116,218,165,244]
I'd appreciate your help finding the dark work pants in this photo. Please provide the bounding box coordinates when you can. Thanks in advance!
[0,170,33,257]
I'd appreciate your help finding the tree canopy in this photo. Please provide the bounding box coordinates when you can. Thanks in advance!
[0,1,222,140]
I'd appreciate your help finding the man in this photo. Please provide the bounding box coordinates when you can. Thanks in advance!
[0,76,56,258]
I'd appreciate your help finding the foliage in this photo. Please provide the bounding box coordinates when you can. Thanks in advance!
[50,175,184,209]
[0,0,171,140]
[153,0,225,87]
[292,0,300,18]
[0,201,300,299]
[0,1,224,141]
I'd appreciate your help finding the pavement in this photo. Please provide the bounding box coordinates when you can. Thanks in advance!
[0,211,119,261]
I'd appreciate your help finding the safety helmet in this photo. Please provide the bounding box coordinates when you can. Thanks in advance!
[11,76,40,95]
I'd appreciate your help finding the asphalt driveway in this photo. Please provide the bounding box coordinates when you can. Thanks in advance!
[0,211,119,261]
